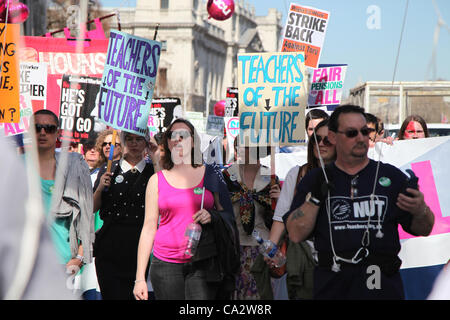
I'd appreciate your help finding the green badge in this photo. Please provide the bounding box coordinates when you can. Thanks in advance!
[194,187,203,195]
[379,177,391,187]
[49,185,54,194]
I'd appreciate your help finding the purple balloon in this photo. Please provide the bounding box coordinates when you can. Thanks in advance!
[207,0,235,21]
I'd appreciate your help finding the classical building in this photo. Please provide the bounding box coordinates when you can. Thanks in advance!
[348,81,450,125]
[103,0,283,114]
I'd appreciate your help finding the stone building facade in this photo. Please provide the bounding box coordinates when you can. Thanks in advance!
[103,0,282,113]
[348,81,450,125]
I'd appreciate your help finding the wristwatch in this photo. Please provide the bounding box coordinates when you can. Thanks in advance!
[306,192,320,206]
[76,255,84,264]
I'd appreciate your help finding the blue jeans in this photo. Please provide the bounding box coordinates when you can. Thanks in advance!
[150,255,218,300]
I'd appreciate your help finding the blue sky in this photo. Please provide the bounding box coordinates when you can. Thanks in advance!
[102,0,450,95]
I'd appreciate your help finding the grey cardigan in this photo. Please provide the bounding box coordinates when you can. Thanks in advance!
[49,151,95,263]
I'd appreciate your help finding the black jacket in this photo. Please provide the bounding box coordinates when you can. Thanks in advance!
[190,164,240,298]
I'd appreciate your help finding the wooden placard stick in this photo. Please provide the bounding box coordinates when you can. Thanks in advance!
[106,130,118,173]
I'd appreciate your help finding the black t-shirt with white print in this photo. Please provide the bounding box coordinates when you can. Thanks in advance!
[288,159,414,264]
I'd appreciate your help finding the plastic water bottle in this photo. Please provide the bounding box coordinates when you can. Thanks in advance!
[252,230,286,267]
[184,222,202,256]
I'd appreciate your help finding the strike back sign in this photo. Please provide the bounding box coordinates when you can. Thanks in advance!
[281,3,330,69]
[98,30,161,136]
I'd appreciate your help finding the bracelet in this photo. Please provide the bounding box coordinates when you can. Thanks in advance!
[134,279,146,283]
[75,255,84,263]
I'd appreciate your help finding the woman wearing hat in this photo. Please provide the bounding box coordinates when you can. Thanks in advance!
[93,131,157,300]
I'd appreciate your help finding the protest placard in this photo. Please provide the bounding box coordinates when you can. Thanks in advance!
[0,62,47,136]
[0,23,20,123]
[237,51,307,147]
[224,116,239,140]
[224,116,239,163]
[20,62,47,112]
[308,64,347,108]
[206,115,225,137]
[281,3,330,69]
[59,74,103,143]
[19,36,109,117]
[225,87,238,117]
[185,111,206,134]
[148,97,182,134]
[97,30,161,136]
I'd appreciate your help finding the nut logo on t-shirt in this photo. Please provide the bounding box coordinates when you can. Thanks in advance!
[330,195,387,231]
[332,199,351,221]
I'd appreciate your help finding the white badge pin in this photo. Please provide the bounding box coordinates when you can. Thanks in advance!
[115,175,124,184]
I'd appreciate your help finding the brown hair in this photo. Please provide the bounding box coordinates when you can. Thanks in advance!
[398,115,429,140]
[94,129,123,167]
[304,119,335,173]
[161,118,203,170]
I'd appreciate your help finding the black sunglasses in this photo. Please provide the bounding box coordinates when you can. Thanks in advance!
[168,130,191,140]
[313,135,332,147]
[102,142,121,147]
[35,124,57,134]
[336,127,375,138]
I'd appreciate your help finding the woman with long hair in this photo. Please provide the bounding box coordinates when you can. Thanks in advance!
[398,115,429,140]
[133,118,237,300]
[269,119,336,299]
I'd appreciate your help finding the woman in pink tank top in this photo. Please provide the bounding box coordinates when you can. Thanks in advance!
[133,119,229,300]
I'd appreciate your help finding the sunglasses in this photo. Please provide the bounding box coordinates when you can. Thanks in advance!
[168,130,191,140]
[336,127,375,138]
[35,124,58,134]
[313,135,332,147]
[102,142,121,147]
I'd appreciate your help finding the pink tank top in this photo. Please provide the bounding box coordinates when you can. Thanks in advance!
[153,170,214,263]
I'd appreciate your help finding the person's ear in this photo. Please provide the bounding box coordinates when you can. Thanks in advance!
[328,130,337,145]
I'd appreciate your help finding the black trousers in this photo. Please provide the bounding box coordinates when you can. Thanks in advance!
[94,222,148,300]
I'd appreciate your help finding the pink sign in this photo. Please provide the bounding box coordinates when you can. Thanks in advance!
[19,37,109,117]
[399,160,450,239]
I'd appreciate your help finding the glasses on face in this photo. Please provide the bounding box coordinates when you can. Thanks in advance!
[337,127,375,138]
[313,135,332,147]
[168,130,191,140]
[102,142,121,148]
[35,124,58,134]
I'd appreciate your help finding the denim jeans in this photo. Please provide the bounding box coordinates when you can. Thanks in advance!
[150,255,218,300]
